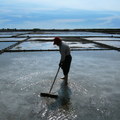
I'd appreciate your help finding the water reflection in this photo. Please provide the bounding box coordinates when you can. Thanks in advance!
[34,81,73,120]
[58,81,72,109]
[48,81,72,110]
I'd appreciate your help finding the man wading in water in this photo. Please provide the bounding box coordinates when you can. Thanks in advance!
[53,37,72,85]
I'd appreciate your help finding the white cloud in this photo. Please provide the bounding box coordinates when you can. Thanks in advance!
[97,15,120,21]
[4,19,84,29]
[0,9,11,13]
[1,0,120,28]
[0,18,11,24]
[54,19,85,23]
[1,0,120,11]
[9,15,23,18]
[96,15,120,26]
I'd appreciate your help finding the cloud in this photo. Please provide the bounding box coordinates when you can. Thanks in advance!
[96,15,120,26]
[97,15,120,21]
[0,9,12,13]
[3,19,86,29]
[9,15,24,18]
[1,0,120,28]
[1,0,120,11]
[53,19,85,23]
[0,18,11,24]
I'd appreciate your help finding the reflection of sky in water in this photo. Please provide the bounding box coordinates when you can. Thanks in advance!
[85,37,120,41]
[1,31,120,38]
[0,51,120,120]
[96,41,120,48]
[0,38,24,41]
[0,35,12,37]
[29,37,54,41]
[13,42,57,50]
[20,31,113,37]
[13,41,99,50]
[0,32,28,35]
[0,32,28,37]
[0,42,17,50]
[68,42,95,48]
[1,31,120,51]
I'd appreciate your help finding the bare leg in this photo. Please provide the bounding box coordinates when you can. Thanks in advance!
[61,76,65,79]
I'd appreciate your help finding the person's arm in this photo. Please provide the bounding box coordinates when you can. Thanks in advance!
[60,47,66,62]
[59,45,66,67]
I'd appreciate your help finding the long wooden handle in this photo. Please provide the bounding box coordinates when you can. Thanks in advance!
[49,66,60,93]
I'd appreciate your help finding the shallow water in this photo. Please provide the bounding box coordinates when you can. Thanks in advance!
[84,37,120,49]
[20,31,112,37]
[85,37,120,41]
[0,42,17,50]
[29,37,54,41]
[12,41,100,50]
[0,38,25,41]
[95,41,120,48]
[12,41,58,50]
[0,32,28,37]
[0,51,120,120]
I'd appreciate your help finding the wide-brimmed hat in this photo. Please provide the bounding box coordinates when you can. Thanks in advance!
[53,37,61,45]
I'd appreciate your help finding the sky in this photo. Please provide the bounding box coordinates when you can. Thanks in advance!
[0,0,120,29]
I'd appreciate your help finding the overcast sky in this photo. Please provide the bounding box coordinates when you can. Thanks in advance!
[0,0,120,29]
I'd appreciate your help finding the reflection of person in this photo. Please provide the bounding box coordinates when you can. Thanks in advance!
[53,37,72,85]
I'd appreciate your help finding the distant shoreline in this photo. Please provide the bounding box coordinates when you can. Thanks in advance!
[0,28,120,34]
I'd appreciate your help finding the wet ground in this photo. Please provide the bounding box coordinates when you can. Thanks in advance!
[0,31,120,120]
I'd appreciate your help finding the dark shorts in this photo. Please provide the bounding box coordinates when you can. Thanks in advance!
[61,55,72,75]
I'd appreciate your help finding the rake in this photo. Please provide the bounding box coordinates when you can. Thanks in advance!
[40,66,60,99]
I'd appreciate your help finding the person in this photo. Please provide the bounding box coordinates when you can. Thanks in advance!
[53,37,72,85]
